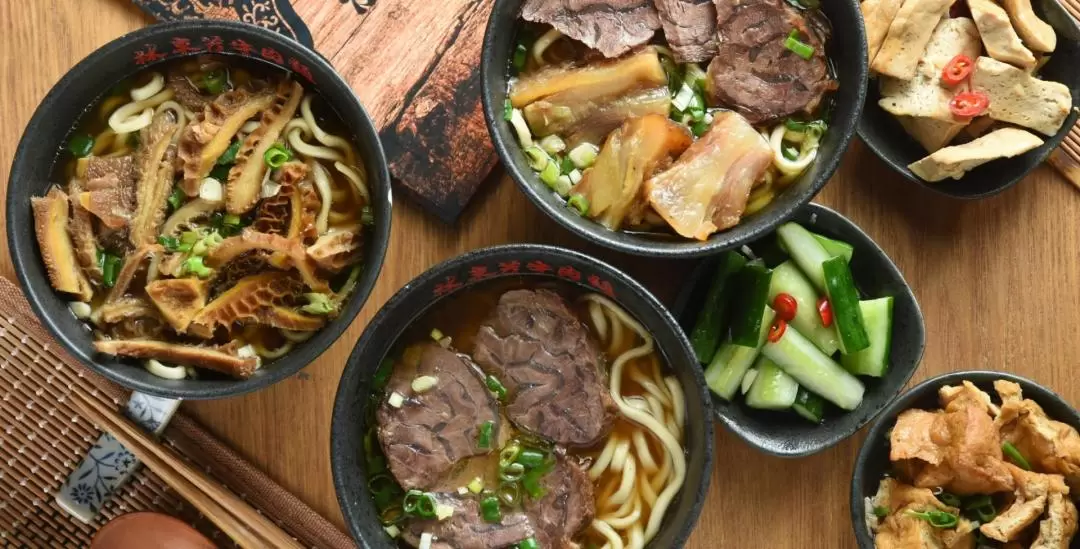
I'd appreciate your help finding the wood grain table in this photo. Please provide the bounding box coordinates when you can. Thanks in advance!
[3,1,1080,547]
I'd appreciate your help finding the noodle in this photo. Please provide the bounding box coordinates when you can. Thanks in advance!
[311,161,333,233]
[281,329,315,343]
[108,88,174,134]
[130,72,165,101]
[581,293,688,547]
[253,339,294,359]
[532,28,564,65]
[285,119,344,162]
[334,161,370,204]
[299,95,357,166]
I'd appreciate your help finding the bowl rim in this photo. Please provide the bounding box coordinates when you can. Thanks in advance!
[6,19,393,400]
[671,202,926,457]
[848,369,1080,547]
[855,0,1080,199]
[330,243,715,548]
[479,0,869,259]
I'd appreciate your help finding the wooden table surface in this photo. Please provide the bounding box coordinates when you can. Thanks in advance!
[3,1,1080,547]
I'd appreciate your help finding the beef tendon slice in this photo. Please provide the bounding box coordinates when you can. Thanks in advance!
[376,343,502,490]
[401,494,535,549]
[524,454,597,548]
[522,0,661,58]
[31,187,94,302]
[472,289,616,447]
[645,111,772,240]
[707,0,835,123]
[655,0,719,63]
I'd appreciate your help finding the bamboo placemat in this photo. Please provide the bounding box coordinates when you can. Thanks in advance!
[0,276,353,548]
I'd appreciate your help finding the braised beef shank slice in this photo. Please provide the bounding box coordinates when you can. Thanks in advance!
[655,0,719,62]
[472,289,616,447]
[522,0,662,58]
[376,343,502,490]
[707,0,835,123]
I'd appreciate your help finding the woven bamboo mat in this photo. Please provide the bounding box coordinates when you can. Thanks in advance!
[0,276,353,549]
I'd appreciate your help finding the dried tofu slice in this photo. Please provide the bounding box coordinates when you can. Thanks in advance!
[908,127,1043,182]
[1003,0,1056,53]
[870,0,953,79]
[971,56,1073,136]
[862,0,905,64]
[968,0,1037,69]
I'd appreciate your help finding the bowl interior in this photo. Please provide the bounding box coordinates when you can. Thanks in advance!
[857,0,1080,198]
[331,245,713,548]
[850,370,1080,548]
[481,0,868,258]
[672,203,925,457]
[6,21,391,399]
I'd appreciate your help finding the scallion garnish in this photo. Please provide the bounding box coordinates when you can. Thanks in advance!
[264,143,292,169]
[516,448,546,468]
[157,235,180,252]
[497,481,520,506]
[217,140,241,165]
[567,193,589,216]
[936,492,962,508]
[1002,441,1031,470]
[499,462,525,482]
[166,187,186,211]
[403,490,437,519]
[182,256,212,278]
[202,69,228,94]
[373,358,394,391]
[784,29,815,61]
[499,443,522,468]
[691,119,709,137]
[521,470,546,500]
[477,420,494,449]
[518,537,539,549]
[486,375,507,400]
[512,43,528,71]
[480,495,502,523]
[99,251,122,288]
[67,134,95,158]
[906,509,958,529]
[873,506,889,518]
[503,98,514,121]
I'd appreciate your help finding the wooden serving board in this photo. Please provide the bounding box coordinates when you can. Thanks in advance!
[132,0,497,223]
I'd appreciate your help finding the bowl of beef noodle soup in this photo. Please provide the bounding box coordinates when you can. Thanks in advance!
[482,0,868,258]
[331,244,714,549]
[7,21,391,399]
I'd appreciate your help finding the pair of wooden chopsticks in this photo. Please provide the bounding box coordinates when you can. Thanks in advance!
[1048,0,1080,191]
[70,390,303,549]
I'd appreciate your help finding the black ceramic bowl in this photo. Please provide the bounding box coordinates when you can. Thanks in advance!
[858,0,1080,198]
[673,202,924,457]
[331,244,714,548]
[6,21,392,400]
[850,370,1080,547]
[481,0,869,258]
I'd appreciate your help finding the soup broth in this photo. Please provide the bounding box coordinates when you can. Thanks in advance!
[31,55,373,381]
[365,279,687,549]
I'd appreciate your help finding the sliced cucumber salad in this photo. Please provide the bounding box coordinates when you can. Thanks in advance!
[691,222,895,424]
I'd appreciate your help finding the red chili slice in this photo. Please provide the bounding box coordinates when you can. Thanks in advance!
[949,91,990,119]
[941,54,974,86]
[817,297,834,328]
[768,319,787,343]
[772,293,798,322]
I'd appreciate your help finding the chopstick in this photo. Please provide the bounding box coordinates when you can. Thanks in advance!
[69,390,303,549]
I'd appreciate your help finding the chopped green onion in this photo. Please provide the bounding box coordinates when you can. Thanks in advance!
[936,492,962,508]
[467,477,484,494]
[373,358,394,391]
[202,69,228,94]
[906,509,959,529]
[500,462,525,482]
[672,82,696,112]
[167,187,186,211]
[264,143,292,169]
[503,98,514,121]
[518,537,539,549]
[687,93,705,112]
[210,163,231,182]
[191,239,208,257]
[67,134,95,158]
[302,293,335,315]
[497,481,520,507]
[784,29,815,61]
[691,119,710,137]
[539,161,561,188]
[499,443,522,468]
[183,256,212,278]
[785,119,809,132]
[477,420,494,449]
[553,175,572,197]
[873,506,889,518]
[222,213,242,226]
[539,135,566,156]
[180,230,201,245]
[403,490,437,519]
[782,144,800,161]
[509,108,533,148]
[659,55,683,93]
[567,193,589,216]
[567,143,598,169]
[480,496,502,523]
[516,448,546,468]
[361,206,375,226]
[157,235,180,252]
[486,375,507,400]
[559,155,575,175]
[521,471,546,500]
[684,63,708,91]
[512,43,528,71]
[99,252,122,288]
[523,146,551,171]
[216,140,241,165]
[430,328,445,342]
[973,502,997,523]
[963,495,991,509]
[1002,441,1031,470]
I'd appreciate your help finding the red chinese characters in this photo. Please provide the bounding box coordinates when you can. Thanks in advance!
[202,36,225,54]
[498,261,521,274]
[133,45,167,65]
[525,260,553,274]
[433,276,463,297]
[229,39,254,56]
[557,265,581,282]
[468,265,494,282]
[171,37,202,55]
[587,275,615,297]
[288,58,314,82]
[260,47,284,64]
